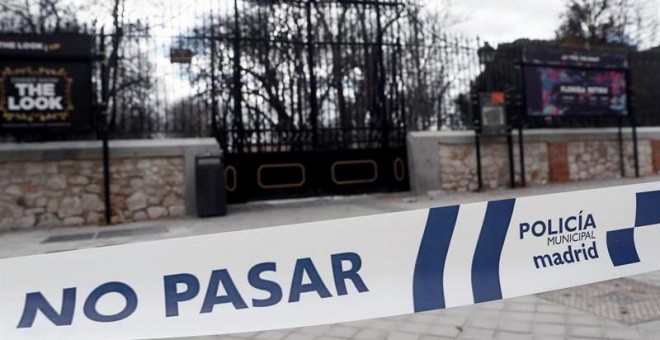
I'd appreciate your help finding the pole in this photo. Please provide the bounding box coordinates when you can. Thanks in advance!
[516,49,527,187]
[306,0,319,148]
[210,8,218,141]
[625,57,639,178]
[232,0,243,152]
[507,130,516,189]
[375,1,388,148]
[99,28,111,225]
[475,134,483,191]
[632,116,640,178]
[618,117,625,177]
[517,108,525,187]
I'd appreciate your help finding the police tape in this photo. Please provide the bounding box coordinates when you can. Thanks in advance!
[1,182,660,339]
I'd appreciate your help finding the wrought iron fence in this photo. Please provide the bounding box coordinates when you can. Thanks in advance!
[3,0,660,145]
[0,0,486,144]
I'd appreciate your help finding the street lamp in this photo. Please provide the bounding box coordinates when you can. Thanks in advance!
[477,41,495,65]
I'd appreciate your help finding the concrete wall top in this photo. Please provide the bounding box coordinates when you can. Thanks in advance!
[409,127,660,145]
[0,138,220,162]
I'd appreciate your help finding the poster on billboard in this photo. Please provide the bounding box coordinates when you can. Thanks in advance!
[0,34,93,130]
[522,48,629,117]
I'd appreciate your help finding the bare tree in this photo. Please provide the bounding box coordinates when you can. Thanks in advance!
[556,0,658,47]
[0,0,87,33]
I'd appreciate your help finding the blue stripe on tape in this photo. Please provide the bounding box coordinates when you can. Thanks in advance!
[413,205,460,312]
[606,228,640,266]
[635,191,660,227]
[471,198,516,304]
[604,190,660,267]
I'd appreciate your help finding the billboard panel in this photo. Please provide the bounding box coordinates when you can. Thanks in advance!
[0,34,93,130]
[524,66,627,116]
[0,62,92,129]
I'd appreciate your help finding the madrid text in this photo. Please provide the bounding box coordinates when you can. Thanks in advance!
[519,211,599,269]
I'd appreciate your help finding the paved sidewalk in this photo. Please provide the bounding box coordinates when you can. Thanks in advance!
[3,176,660,340]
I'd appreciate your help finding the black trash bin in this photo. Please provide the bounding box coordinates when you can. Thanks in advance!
[195,155,227,217]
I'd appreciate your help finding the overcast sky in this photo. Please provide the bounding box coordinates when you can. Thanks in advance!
[431,0,659,48]
[449,0,564,43]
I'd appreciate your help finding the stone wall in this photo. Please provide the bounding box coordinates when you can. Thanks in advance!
[0,157,184,230]
[567,141,654,181]
[109,158,185,224]
[408,128,660,193]
[438,141,548,191]
[0,139,220,231]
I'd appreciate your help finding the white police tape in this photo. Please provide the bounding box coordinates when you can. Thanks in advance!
[1,182,660,339]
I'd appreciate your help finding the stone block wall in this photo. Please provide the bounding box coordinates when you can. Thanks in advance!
[408,128,660,193]
[109,158,185,224]
[567,141,653,181]
[438,141,549,191]
[0,160,106,229]
[0,157,185,230]
[0,139,219,232]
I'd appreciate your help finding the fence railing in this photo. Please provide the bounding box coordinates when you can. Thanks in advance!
[2,0,660,145]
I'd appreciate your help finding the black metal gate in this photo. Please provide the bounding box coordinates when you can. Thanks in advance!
[211,0,409,203]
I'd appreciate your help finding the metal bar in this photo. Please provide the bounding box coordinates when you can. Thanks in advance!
[507,131,516,189]
[232,0,244,152]
[306,0,319,149]
[517,121,525,187]
[99,29,112,225]
[475,134,483,191]
[516,49,527,187]
[375,1,388,148]
[210,10,218,142]
[632,117,640,177]
[626,55,640,178]
[618,117,625,177]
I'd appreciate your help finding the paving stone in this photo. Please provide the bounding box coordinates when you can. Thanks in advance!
[471,310,502,319]
[506,303,536,312]
[419,335,452,340]
[281,333,309,340]
[601,327,643,339]
[533,324,566,336]
[254,330,289,340]
[569,326,603,338]
[536,304,567,314]
[533,313,566,324]
[457,328,494,340]
[434,315,467,327]
[501,311,534,322]
[568,315,602,326]
[467,316,499,329]
[427,325,460,338]
[541,278,660,325]
[366,319,403,331]
[498,320,533,333]
[410,313,436,324]
[385,331,419,340]
[494,331,533,340]
[399,322,431,334]
[325,326,358,338]
[353,329,388,340]
[479,300,507,310]
[513,296,540,305]
[297,325,332,335]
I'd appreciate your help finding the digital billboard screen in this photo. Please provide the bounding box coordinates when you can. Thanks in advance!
[522,47,628,117]
[524,66,627,116]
